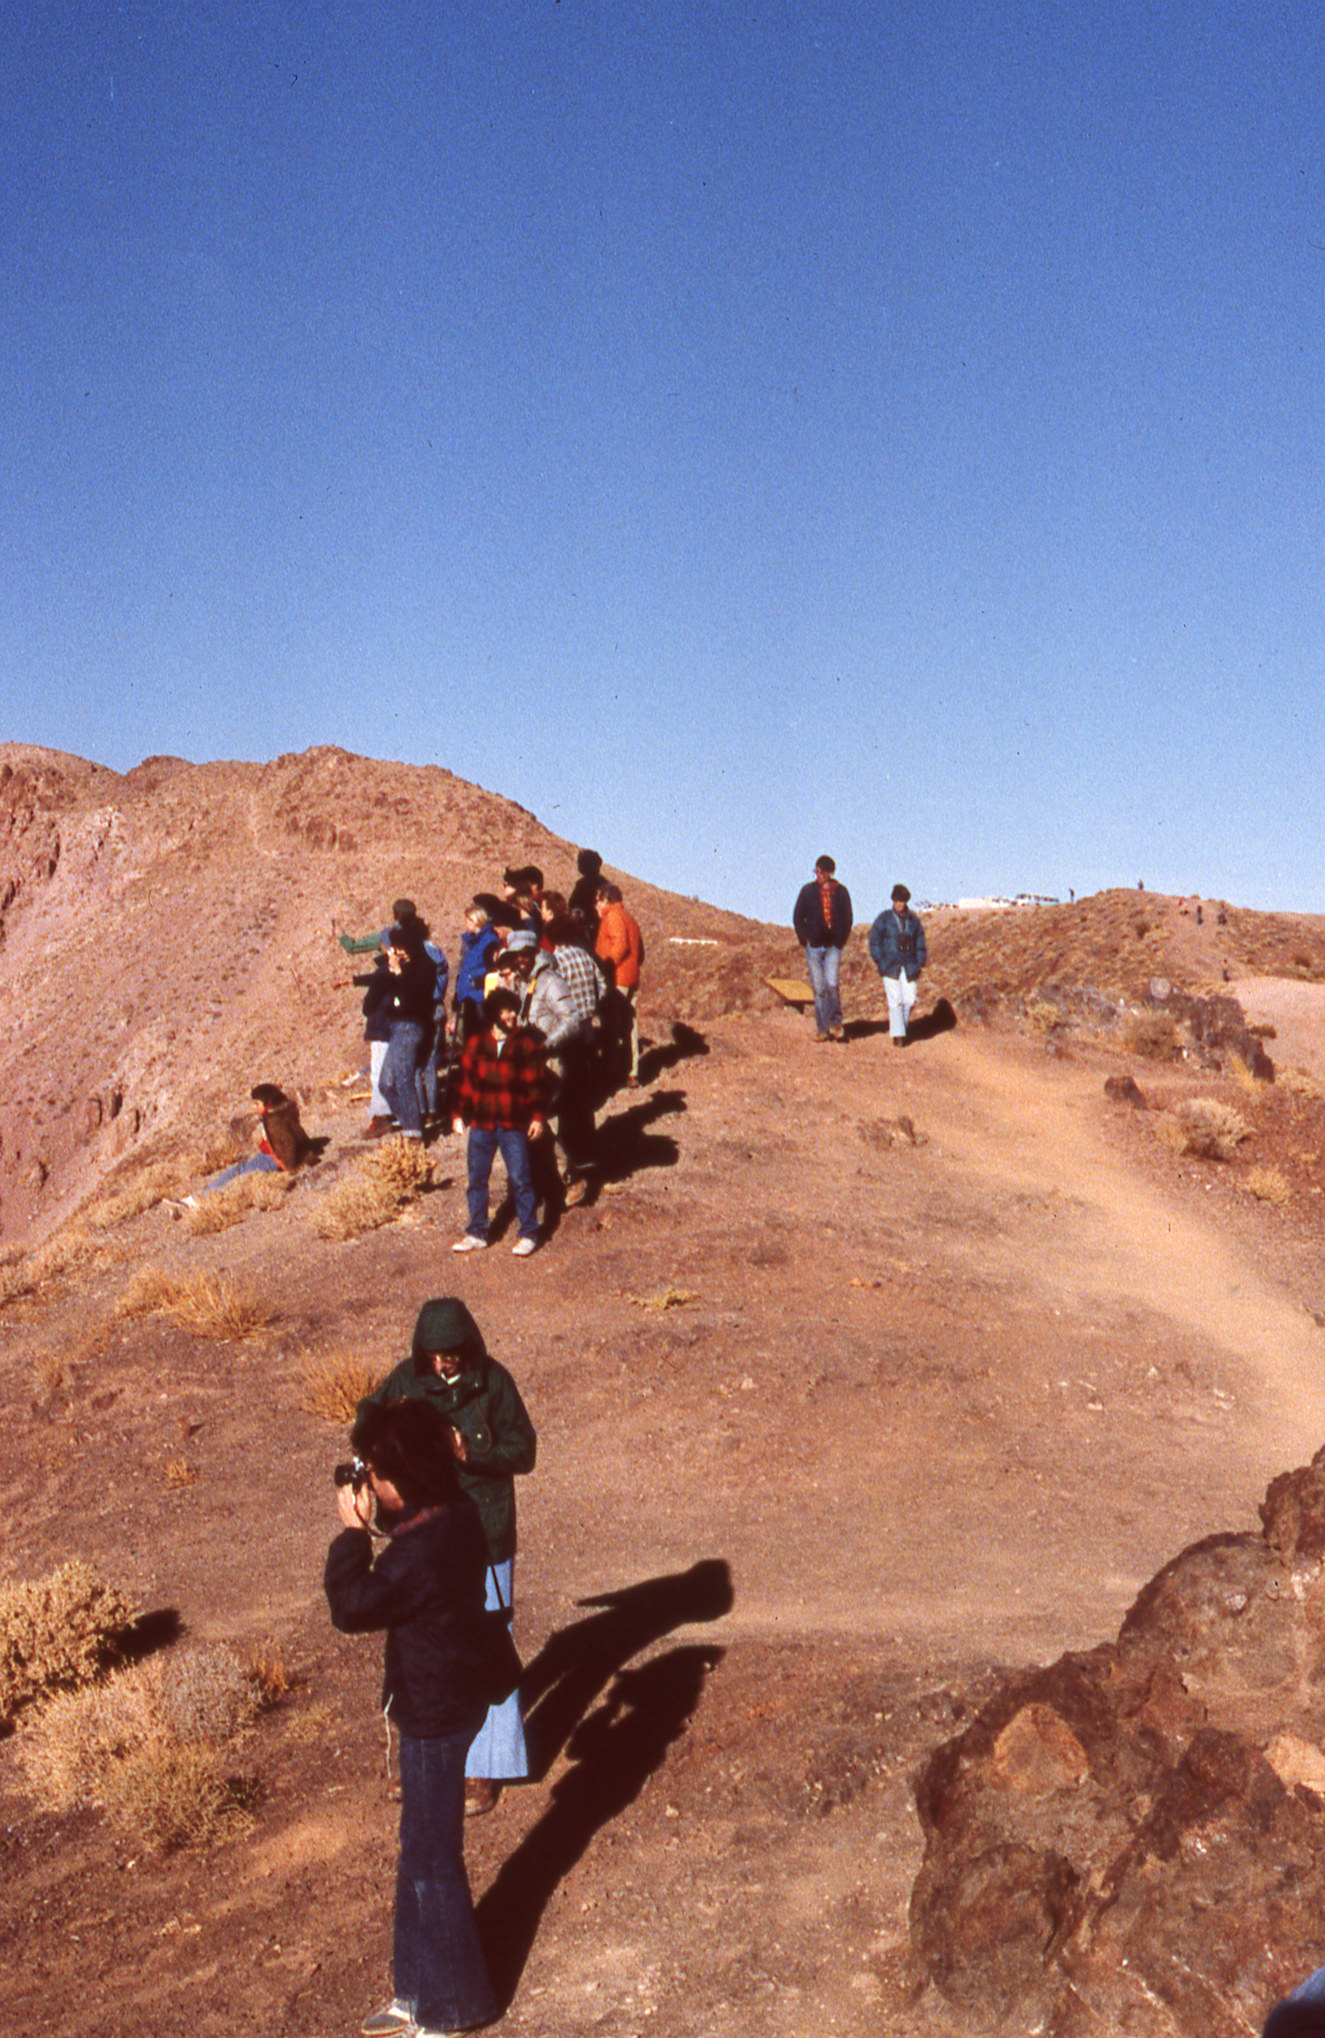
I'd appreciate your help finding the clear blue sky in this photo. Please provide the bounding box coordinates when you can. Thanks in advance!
[5,1,1322,924]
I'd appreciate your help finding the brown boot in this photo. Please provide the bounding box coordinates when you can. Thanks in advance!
[464,1778,500,1817]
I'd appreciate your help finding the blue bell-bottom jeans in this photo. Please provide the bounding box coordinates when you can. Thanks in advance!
[394,1728,496,2032]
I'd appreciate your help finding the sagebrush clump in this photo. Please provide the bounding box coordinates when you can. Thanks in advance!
[1159,1096,1252,1162]
[312,1137,433,1242]
[0,1562,138,1726]
[1122,1009,1178,1060]
[19,1641,261,1851]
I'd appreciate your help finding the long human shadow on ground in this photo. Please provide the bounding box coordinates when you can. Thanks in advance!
[843,996,958,1046]
[593,1086,688,1188]
[475,1559,734,2003]
[637,1021,709,1086]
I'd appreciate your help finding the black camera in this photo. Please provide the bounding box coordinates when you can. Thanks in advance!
[334,1457,369,1493]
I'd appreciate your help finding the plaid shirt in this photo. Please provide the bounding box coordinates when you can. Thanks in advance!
[552,943,605,1023]
[454,1026,550,1130]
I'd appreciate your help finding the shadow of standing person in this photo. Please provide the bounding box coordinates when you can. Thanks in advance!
[520,1557,734,1778]
[475,1642,724,2005]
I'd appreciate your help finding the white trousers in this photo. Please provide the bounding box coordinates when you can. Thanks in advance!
[885,970,917,1039]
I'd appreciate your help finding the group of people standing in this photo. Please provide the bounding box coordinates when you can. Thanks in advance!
[792,856,928,1047]
[326,1295,536,2036]
[340,853,644,1258]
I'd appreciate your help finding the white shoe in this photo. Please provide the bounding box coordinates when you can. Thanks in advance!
[452,1235,488,1253]
[511,1237,538,1258]
[360,2002,414,2038]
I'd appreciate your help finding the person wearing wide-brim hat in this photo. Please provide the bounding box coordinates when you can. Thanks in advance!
[868,884,928,1047]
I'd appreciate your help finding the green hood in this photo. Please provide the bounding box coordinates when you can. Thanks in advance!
[411,1297,487,1377]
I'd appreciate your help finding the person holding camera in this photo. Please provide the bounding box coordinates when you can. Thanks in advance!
[359,1297,536,1818]
[325,1396,498,2038]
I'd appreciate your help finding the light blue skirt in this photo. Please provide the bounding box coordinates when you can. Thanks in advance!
[466,1559,528,1780]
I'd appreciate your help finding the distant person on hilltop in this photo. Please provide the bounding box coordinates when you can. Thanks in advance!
[568,848,604,934]
[595,881,645,1088]
[869,884,927,1048]
[793,855,853,1043]
[454,898,501,1043]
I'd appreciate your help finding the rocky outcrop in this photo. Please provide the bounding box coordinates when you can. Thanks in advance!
[910,1448,1325,2035]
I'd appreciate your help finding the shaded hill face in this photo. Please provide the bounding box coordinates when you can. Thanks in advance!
[0,744,783,1243]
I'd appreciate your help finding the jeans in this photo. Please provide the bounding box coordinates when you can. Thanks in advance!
[381,1022,426,1136]
[466,1127,539,1241]
[201,1153,280,1195]
[394,1729,496,2033]
[804,945,843,1034]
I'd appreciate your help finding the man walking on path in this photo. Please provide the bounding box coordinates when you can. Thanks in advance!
[869,884,928,1046]
[792,856,853,1042]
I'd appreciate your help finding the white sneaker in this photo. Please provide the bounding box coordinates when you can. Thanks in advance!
[511,1237,538,1258]
[452,1234,488,1253]
[360,2002,414,2038]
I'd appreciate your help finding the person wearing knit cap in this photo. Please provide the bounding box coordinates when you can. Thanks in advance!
[357,1296,536,1816]
[868,884,928,1046]
[792,855,854,1042]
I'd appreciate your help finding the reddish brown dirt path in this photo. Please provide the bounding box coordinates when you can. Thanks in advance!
[2,1004,1323,2038]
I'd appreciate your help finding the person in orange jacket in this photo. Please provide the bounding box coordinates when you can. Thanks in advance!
[594,883,644,1088]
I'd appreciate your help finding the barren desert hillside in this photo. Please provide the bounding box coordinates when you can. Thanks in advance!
[4,747,1325,2038]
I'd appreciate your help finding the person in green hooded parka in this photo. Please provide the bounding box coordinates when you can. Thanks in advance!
[360,1297,536,1814]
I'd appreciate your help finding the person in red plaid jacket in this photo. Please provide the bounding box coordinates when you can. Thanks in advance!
[450,987,550,1258]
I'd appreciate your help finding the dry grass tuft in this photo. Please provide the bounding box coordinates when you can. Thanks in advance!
[0,1562,138,1727]
[1161,1096,1252,1162]
[1122,1009,1178,1060]
[83,1164,180,1231]
[1247,1166,1290,1206]
[312,1137,433,1242]
[115,1266,274,1339]
[245,1639,294,1707]
[183,1172,291,1236]
[164,1458,199,1488]
[297,1350,382,1423]
[1279,1066,1325,1100]
[19,1642,260,1851]
[115,1264,181,1319]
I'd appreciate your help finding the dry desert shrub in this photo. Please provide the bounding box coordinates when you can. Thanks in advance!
[1247,1166,1290,1206]
[83,1163,180,1231]
[0,1561,138,1727]
[183,1171,291,1236]
[1122,1009,1178,1060]
[20,1643,260,1851]
[312,1137,433,1242]
[103,1741,255,1851]
[1279,1066,1324,1100]
[1162,1096,1252,1161]
[115,1266,274,1339]
[245,1639,293,1707]
[115,1263,180,1319]
[1024,997,1064,1033]
[297,1350,382,1422]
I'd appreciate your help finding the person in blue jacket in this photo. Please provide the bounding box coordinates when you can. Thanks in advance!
[868,884,928,1046]
[454,899,501,1042]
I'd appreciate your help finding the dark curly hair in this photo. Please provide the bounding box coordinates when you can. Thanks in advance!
[349,1399,459,1507]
